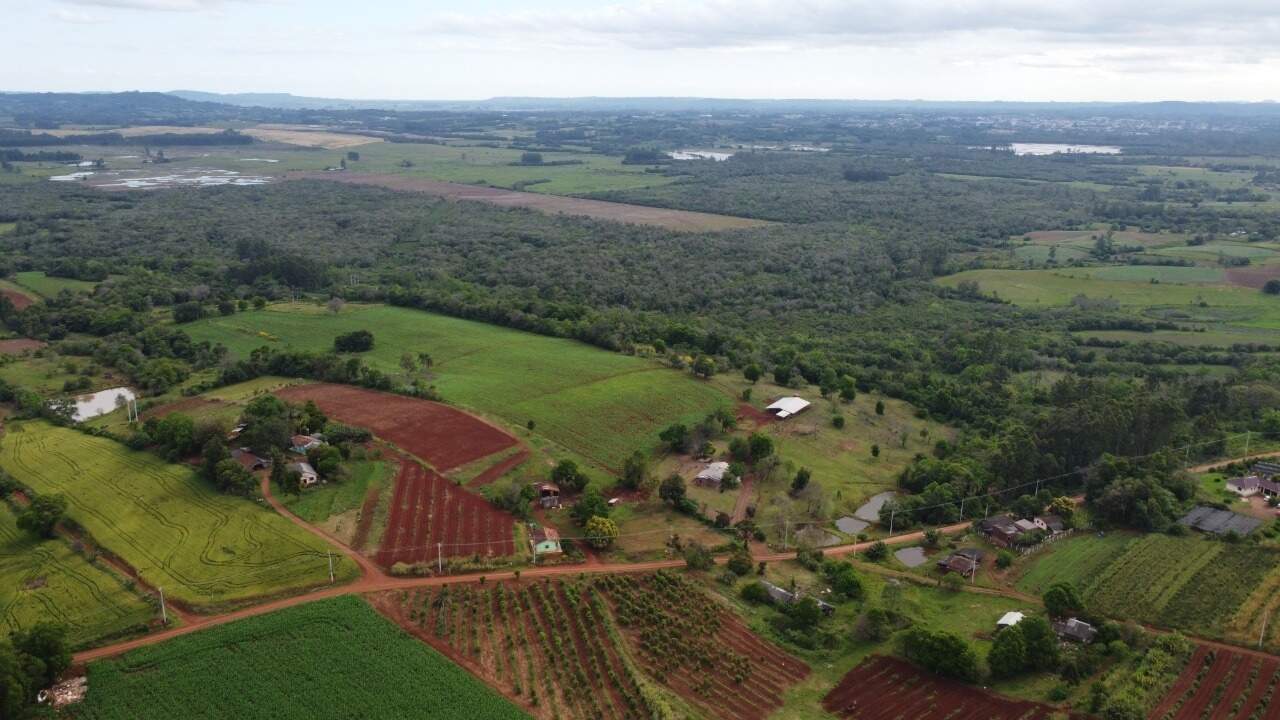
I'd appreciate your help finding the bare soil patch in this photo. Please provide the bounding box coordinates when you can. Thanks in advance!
[1226,265,1280,289]
[244,126,382,149]
[0,338,45,354]
[139,396,224,421]
[1,289,35,311]
[275,383,517,471]
[468,449,532,488]
[289,172,772,232]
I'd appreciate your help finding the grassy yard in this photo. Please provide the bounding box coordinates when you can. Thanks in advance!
[0,502,154,648]
[275,459,394,546]
[0,421,357,609]
[1012,531,1137,595]
[183,303,729,470]
[75,596,530,720]
[12,270,99,297]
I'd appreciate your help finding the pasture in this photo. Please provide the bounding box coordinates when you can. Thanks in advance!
[12,270,99,297]
[184,303,729,470]
[0,502,153,648]
[75,596,530,720]
[0,421,357,609]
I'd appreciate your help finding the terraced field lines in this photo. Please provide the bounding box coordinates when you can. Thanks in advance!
[1148,647,1280,720]
[1084,535,1221,620]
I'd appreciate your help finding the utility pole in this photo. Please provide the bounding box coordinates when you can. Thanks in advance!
[327,551,334,583]
[159,587,168,625]
[437,543,443,575]
[1261,606,1273,649]
[889,510,895,536]
[1245,431,1252,460]
[783,520,789,551]
[959,497,966,520]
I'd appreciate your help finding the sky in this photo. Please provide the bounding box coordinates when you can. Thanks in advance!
[4,0,1279,102]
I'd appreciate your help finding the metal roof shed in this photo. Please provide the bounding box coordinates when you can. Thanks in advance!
[766,396,811,419]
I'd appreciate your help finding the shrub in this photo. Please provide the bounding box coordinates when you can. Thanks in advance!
[333,329,374,352]
[740,581,772,605]
[864,540,888,562]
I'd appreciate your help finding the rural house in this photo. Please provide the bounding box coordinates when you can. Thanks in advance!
[230,448,268,472]
[1254,461,1280,478]
[529,525,562,557]
[765,396,811,419]
[978,515,1021,547]
[1034,515,1066,534]
[694,461,731,489]
[536,483,561,509]
[1226,475,1280,498]
[1052,618,1097,644]
[760,580,835,616]
[290,434,324,454]
[289,461,319,488]
[937,548,984,578]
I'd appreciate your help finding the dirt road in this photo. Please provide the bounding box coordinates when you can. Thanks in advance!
[1188,451,1280,474]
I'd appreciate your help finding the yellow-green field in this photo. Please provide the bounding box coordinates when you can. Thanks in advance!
[0,501,154,648]
[0,421,357,609]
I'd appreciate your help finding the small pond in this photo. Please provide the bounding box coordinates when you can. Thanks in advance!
[71,387,135,422]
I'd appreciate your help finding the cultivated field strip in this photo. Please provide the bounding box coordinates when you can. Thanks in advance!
[0,422,353,607]
[0,503,153,647]
[1148,646,1280,720]
[373,572,808,720]
[373,452,516,567]
[822,655,1074,720]
[276,383,517,471]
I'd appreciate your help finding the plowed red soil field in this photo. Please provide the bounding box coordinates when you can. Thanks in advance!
[275,383,516,471]
[375,451,515,567]
[468,449,531,487]
[823,655,1070,720]
[1,289,34,311]
[0,338,44,354]
[1148,645,1280,720]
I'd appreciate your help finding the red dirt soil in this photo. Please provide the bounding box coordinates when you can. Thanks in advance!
[0,338,45,354]
[467,449,531,487]
[289,172,771,232]
[375,450,515,567]
[276,383,517,471]
[736,402,776,429]
[1,289,34,311]
[1226,265,1280,289]
[1150,645,1280,720]
[824,656,1074,720]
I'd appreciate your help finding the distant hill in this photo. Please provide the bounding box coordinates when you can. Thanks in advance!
[0,91,263,127]
[169,90,454,112]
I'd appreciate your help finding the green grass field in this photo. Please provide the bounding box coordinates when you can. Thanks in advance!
[183,303,729,469]
[0,421,357,609]
[0,502,154,648]
[1013,532,1137,595]
[1059,265,1226,284]
[1071,328,1280,347]
[0,352,104,396]
[1155,242,1280,261]
[277,460,393,524]
[75,596,530,720]
[12,270,99,297]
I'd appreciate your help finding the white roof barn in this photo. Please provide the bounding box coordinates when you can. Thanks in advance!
[695,461,730,485]
[997,611,1025,629]
[766,396,811,419]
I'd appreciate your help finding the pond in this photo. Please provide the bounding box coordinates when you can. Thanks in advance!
[894,546,929,568]
[854,491,896,523]
[70,387,135,422]
[1008,143,1122,156]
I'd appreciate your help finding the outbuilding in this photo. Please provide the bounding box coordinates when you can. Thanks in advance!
[765,396,811,419]
[997,611,1025,630]
[289,461,319,488]
[694,461,731,488]
[530,525,562,556]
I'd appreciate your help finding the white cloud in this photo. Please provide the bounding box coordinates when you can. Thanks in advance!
[420,0,1280,53]
[65,0,242,11]
[52,7,104,23]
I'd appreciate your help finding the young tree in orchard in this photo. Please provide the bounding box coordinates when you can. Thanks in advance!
[743,363,762,383]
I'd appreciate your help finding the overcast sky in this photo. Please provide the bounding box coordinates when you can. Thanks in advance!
[5,0,1279,101]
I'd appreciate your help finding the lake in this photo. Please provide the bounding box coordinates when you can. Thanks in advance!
[71,387,135,422]
[1008,143,1122,156]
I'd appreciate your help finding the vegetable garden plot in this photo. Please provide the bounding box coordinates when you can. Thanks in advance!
[372,571,808,720]
[276,383,517,471]
[823,655,1073,720]
[1147,646,1280,720]
[374,452,516,568]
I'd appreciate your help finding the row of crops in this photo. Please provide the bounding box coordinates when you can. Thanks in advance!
[374,571,809,720]
[76,596,530,719]
[1031,533,1280,651]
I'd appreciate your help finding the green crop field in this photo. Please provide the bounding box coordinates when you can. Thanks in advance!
[0,502,153,648]
[1156,242,1280,261]
[1013,532,1137,595]
[184,303,729,469]
[1085,535,1221,619]
[75,596,530,720]
[1058,265,1225,284]
[0,422,357,609]
[13,270,99,297]
[938,268,1280,312]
